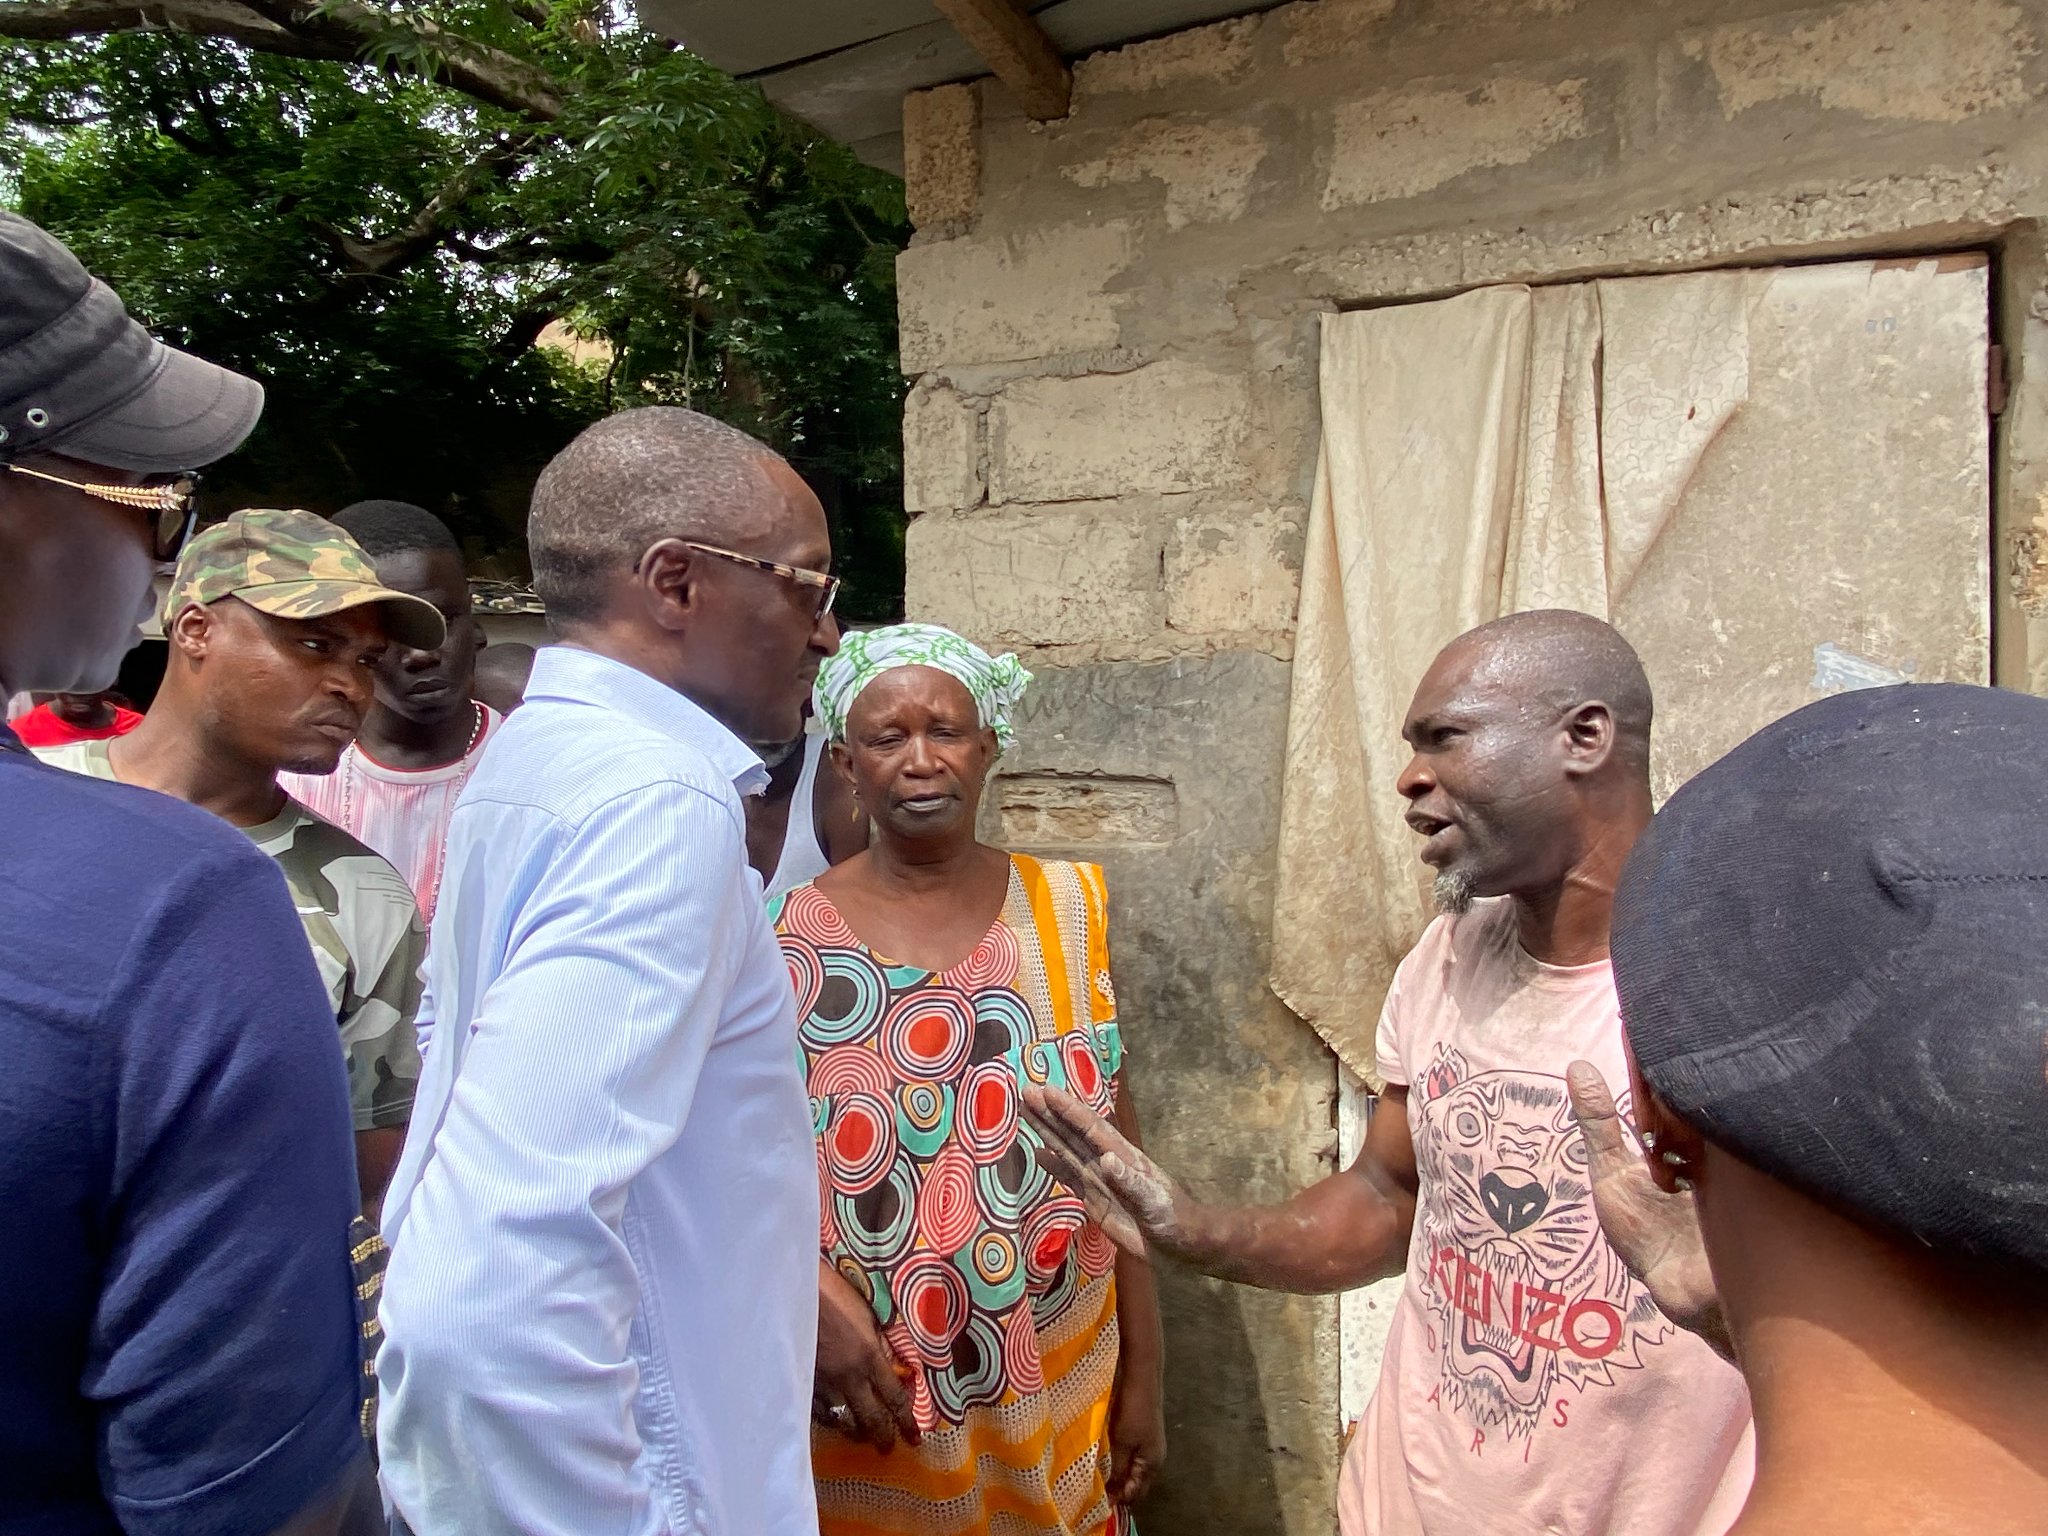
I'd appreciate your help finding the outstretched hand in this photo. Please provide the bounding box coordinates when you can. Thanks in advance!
[1565,1061,1732,1361]
[1022,1085,1185,1257]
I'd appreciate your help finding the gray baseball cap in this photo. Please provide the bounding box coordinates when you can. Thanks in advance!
[0,211,263,473]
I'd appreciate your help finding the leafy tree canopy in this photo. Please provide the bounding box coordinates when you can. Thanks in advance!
[0,1,910,618]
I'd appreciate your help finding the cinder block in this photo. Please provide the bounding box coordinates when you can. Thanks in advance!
[1684,0,2032,125]
[904,504,1165,646]
[989,362,1253,504]
[1324,76,1590,208]
[1166,506,1304,636]
[902,381,981,513]
[903,84,981,236]
[1064,116,1270,230]
[1072,15,1259,98]
[897,223,1134,371]
[989,773,1180,846]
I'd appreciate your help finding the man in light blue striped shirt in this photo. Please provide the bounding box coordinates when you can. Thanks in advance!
[377,408,841,1535]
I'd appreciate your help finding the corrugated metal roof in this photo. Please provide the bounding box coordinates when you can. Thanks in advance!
[634,0,1279,171]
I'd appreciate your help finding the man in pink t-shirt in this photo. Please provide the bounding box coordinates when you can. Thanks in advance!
[281,501,497,924]
[1030,610,1754,1536]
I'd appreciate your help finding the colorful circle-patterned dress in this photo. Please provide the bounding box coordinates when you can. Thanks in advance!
[772,853,1133,1536]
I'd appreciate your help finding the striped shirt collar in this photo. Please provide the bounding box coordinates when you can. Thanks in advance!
[525,645,769,796]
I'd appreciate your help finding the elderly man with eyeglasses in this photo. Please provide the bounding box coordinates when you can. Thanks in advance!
[376,405,841,1536]
[0,213,383,1536]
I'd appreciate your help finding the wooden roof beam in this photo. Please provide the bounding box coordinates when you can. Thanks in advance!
[931,0,1071,120]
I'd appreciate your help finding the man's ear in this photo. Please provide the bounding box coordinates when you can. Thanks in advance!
[635,540,697,636]
[1560,700,1616,778]
[1627,1045,1706,1194]
[167,603,213,662]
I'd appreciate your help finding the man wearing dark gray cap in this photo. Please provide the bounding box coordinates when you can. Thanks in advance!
[0,213,261,696]
[0,213,379,1536]
[1571,682,2048,1534]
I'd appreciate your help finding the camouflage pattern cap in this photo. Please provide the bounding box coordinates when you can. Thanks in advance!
[163,508,447,651]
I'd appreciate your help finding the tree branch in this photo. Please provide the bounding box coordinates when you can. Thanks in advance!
[0,0,567,120]
[494,292,566,357]
[310,133,529,276]
[145,95,220,152]
[0,1,348,53]
[252,0,566,119]
[169,32,233,151]
[445,231,609,268]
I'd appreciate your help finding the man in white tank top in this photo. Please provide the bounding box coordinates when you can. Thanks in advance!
[747,709,868,898]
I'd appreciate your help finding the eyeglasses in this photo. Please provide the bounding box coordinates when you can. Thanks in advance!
[4,463,201,562]
[677,540,841,619]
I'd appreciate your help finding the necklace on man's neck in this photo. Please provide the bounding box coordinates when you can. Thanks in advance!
[339,702,486,817]
[338,700,487,923]
[359,693,488,773]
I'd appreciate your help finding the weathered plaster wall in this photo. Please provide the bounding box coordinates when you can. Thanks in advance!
[897,2,2048,1529]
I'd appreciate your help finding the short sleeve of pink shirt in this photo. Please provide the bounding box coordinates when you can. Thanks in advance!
[1370,921,1437,1090]
[1341,899,1753,1536]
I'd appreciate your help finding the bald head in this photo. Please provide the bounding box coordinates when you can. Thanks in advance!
[1445,609,1653,772]
[529,406,785,627]
[526,405,838,744]
[1399,610,1654,915]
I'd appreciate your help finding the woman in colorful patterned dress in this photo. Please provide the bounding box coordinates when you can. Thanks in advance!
[773,624,1165,1536]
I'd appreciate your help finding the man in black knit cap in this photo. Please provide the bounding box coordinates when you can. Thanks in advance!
[1571,682,2048,1536]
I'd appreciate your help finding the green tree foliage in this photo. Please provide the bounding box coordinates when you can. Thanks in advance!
[0,1,910,617]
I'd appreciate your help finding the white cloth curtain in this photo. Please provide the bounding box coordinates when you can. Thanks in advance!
[1273,274,1751,1079]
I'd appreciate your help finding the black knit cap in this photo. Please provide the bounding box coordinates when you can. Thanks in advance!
[1613,682,2048,1273]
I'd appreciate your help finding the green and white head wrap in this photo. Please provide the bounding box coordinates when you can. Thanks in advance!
[814,622,1033,750]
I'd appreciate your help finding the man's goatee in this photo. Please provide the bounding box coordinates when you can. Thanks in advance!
[1433,868,1476,915]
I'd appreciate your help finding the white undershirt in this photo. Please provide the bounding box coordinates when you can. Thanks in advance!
[764,730,831,900]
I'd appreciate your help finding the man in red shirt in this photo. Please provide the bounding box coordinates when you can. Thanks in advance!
[11,690,142,746]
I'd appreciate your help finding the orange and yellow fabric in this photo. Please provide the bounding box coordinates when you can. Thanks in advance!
[772,853,1134,1536]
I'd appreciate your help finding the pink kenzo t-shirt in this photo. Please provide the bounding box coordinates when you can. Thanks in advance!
[1339,897,1754,1536]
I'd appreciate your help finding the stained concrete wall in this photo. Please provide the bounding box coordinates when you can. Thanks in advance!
[900,2,2048,1530]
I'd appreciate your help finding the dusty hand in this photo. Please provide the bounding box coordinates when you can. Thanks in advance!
[1022,1085,1186,1256]
[815,1260,921,1451]
[1565,1061,1728,1354]
[1106,1370,1166,1506]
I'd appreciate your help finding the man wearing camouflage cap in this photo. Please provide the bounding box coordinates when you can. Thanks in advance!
[38,508,443,1221]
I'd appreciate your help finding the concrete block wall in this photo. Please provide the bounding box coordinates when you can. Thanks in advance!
[897,1,2048,1529]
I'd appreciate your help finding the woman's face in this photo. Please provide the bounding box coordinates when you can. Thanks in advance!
[836,665,997,843]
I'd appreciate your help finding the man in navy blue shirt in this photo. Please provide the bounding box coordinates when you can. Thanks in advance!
[0,213,380,1535]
